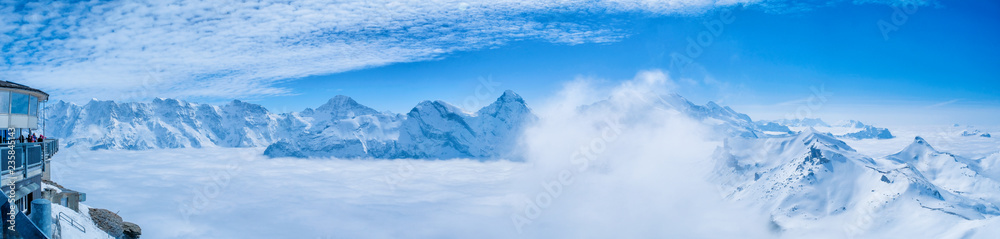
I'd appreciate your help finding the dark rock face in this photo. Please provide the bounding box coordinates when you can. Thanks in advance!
[89,208,142,238]
[123,222,142,239]
[263,141,307,158]
[89,208,123,238]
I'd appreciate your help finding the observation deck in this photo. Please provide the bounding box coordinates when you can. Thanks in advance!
[0,81,60,239]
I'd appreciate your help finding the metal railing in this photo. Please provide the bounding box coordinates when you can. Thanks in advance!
[0,139,59,178]
[58,211,86,233]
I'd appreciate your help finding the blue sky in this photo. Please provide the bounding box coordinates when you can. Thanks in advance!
[264,1,1000,125]
[3,0,998,125]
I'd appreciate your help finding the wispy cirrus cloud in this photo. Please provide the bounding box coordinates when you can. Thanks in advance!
[1,0,921,103]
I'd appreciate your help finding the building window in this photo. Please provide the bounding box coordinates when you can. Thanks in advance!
[29,95,37,116]
[0,91,8,114]
[11,92,28,115]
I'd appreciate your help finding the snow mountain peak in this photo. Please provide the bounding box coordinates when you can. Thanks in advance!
[395,90,535,159]
[152,97,183,105]
[498,90,524,102]
[410,100,464,116]
[888,136,941,163]
[705,101,722,108]
[478,90,529,117]
[319,95,365,108]
[224,99,270,114]
[906,136,937,153]
[314,95,380,118]
[796,129,855,152]
[913,136,930,146]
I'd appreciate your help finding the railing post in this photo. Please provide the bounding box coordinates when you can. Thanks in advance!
[31,199,52,238]
[21,144,27,178]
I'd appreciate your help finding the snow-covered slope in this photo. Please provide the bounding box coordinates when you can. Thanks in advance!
[982,152,1000,181]
[661,94,763,138]
[714,130,999,233]
[395,90,535,159]
[263,95,404,158]
[52,202,116,239]
[887,137,1000,205]
[46,99,283,150]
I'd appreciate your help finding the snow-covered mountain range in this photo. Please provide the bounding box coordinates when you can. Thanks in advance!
[263,90,783,159]
[264,90,536,160]
[44,90,1000,236]
[46,98,283,150]
[45,91,539,160]
[44,90,905,156]
[656,94,764,138]
[757,118,895,140]
[45,90,776,158]
[715,130,999,233]
[263,95,405,158]
[958,125,993,138]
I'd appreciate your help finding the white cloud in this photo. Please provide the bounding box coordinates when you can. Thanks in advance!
[510,70,771,237]
[1,0,916,103]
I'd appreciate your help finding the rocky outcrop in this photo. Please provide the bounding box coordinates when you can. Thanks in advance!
[123,222,142,239]
[89,208,123,238]
[89,208,142,239]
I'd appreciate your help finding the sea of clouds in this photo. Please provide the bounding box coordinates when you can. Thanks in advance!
[47,71,779,238]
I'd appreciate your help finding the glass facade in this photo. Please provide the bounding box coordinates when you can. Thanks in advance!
[29,95,37,116]
[0,89,45,129]
[0,91,8,114]
[10,92,28,115]
[0,90,44,117]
